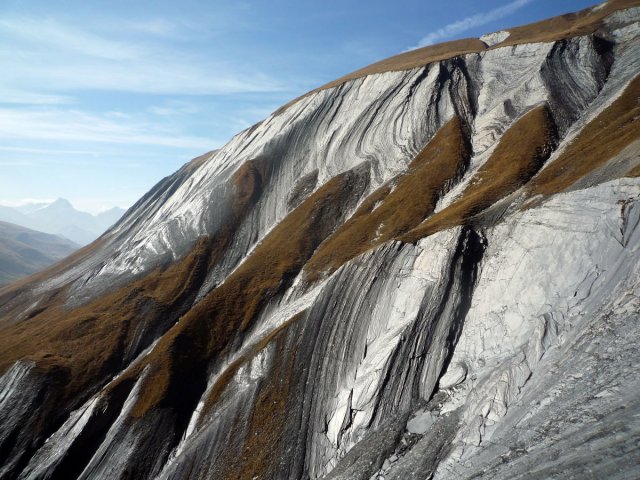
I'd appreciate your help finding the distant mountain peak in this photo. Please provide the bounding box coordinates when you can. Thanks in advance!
[98,206,126,214]
[49,197,74,208]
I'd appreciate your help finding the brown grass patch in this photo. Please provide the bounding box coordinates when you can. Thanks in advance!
[0,237,107,320]
[225,328,296,479]
[196,311,311,479]
[403,105,557,241]
[0,154,274,378]
[527,75,640,197]
[304,117,469,281]
[213,316,299,480]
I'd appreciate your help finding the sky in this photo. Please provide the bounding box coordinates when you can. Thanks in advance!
[0,0,599,213]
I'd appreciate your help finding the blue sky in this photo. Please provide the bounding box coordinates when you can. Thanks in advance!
[0,0,598,213]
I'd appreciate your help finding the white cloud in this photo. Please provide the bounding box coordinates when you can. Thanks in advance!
[407,0,535,50]
[0,108,220,150]
[0,146,96,155]
[0,198,54,207]
[0,16,285,98]
[0,89,73,106]
[0,160,34,167]
[0,10,288,213]
[123,18,184,37]
[148,100,203,116]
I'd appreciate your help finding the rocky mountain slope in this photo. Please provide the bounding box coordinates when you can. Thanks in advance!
[1,1,639,479]
[0,222,78,286]
[0,199,125,245]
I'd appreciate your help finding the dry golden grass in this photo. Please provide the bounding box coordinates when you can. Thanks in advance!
[527,75,640,197]
[0,237,106,320]
[0,152,218,323]
[403,105,557,241]
[1,1,637,462]
[304,117,469,281]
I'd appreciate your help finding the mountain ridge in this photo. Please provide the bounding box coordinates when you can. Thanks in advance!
[276,0,640,114]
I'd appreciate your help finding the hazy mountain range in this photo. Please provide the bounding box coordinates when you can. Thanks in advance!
[0,198,125,245]
[0,1,639,479]
[0,221,79,286]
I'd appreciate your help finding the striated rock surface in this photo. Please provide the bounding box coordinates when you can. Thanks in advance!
[1,1,640,479]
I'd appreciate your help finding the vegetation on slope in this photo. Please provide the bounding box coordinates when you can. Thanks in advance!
[499,0,640,47]
[0,3,638,476]
[0,156,275,379]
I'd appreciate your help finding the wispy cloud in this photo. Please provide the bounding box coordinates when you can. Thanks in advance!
[0,198,54,207]
[0,160,34,167]
[0,145,96,155]
[0,17,139,60]
[0,16,285,99]
[0,5,324,212]
[407,0,535,50]
[148,100,203,117]
[123,18,185,37]
[0,108,219,150]
[0,88,74,106]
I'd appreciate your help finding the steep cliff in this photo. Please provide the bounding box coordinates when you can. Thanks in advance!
[1,1,639,479]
